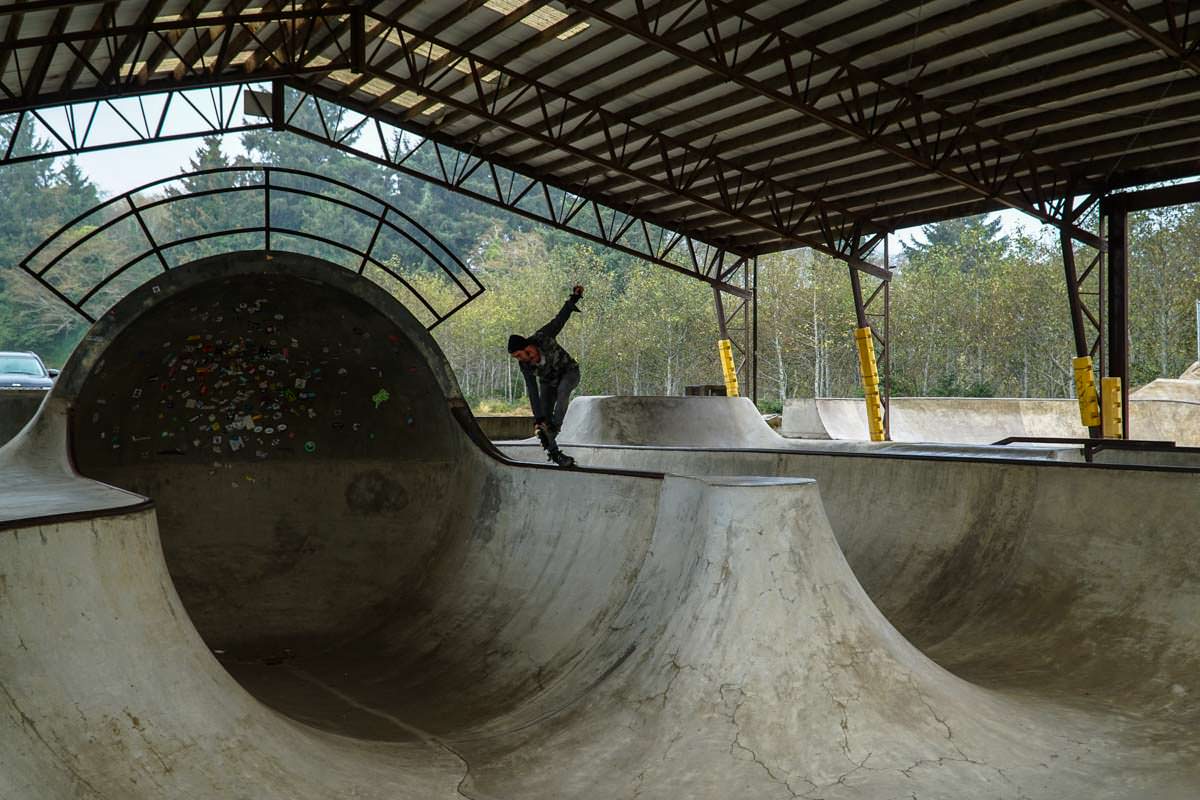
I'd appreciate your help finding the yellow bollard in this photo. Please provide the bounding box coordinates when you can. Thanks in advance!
[717,339,740,397]
[1072,356,1101,428]
[1101,377,1123,439]
[853,326,886,442]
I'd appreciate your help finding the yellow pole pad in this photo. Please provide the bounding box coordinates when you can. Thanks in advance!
[853,326,885,441]
[1071,355,1101,428]
[1101,377,1123,439]
[717,339,740,397]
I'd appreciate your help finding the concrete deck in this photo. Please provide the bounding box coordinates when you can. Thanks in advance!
[2,254,1197,798]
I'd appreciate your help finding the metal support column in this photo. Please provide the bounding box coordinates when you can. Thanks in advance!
[1104,203,1131,439]
[711,254,756,400]
[751,256,758,403]
[848,244,891,441]
[1058,193,1106,438]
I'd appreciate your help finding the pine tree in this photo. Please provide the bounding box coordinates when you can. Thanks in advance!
[902,213,1008,273]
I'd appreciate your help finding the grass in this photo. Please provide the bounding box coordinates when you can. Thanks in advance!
[472,397,530,416]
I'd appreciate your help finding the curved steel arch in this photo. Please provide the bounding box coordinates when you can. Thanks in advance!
[19,165,484,330]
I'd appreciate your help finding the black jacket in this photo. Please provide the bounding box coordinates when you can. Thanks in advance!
[520,294,581,421]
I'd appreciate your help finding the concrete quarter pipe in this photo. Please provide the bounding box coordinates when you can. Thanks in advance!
[1,253,1195,798]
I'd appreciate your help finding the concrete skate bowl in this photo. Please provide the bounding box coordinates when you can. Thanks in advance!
[0,253,1194,799]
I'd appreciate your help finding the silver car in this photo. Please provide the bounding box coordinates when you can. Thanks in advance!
[0,351,58,389]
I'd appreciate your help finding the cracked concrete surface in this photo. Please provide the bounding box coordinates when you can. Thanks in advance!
[1,256,1198,798]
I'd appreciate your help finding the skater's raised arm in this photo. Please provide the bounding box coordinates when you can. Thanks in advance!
[537,285,584,339]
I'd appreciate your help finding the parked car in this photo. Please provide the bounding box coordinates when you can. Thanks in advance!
[0,352,58,389]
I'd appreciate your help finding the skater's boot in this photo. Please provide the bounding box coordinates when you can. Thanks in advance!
[548,450,576,468]
[536,427,575,467]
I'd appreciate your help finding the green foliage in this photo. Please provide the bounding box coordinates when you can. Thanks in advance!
[5,123,1200,405]
[416,229,721,406]
[902,213,1008,274]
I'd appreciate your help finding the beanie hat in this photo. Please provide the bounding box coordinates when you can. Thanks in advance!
[507,334,529,353]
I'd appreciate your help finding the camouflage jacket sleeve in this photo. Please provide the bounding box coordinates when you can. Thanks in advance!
[536,293,581,339]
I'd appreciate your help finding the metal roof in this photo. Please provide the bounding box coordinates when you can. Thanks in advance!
[3,1,1199,260]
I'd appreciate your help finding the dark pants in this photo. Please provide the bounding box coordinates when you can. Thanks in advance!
[539,365,580,449]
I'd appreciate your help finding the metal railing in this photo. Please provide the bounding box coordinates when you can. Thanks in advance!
[19,165,483,329]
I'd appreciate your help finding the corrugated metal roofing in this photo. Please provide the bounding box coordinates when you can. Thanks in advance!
[2,1,1199,256]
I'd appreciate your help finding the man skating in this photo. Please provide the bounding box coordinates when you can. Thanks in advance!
[507,285,584,467]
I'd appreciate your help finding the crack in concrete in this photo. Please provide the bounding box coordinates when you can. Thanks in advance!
[634,653,695,711]
[905,673,980,766]
[284,666,478,799]
[0,679,105,797]
[720,683,803,798]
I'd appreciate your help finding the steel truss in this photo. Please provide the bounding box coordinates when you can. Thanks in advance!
[273,83,757,297]
[1082,0,1200,78]
[19,165,483,329]
[2,79,757,299]
[557,0,1103,249]
[0,82,271,162]
[711,256,755,400]
[354,11,891,280]
[1060,193,1106,434]
[0,6,356,111]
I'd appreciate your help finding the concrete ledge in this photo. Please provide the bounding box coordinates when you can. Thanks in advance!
[475,414,533,440]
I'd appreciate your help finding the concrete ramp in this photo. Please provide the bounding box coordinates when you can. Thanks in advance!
[500,439,1200,797]
[556,394,783,447]
[2,253,1194,798]
[787,396,1200,445]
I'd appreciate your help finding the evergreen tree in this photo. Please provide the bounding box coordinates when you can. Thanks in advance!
[902,213,1008,273]
[53,157,100,221]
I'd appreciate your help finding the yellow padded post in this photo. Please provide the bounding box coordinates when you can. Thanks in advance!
[717,339,740,397]
[1072,355,1101,428]
[1101,377,1123,439]
[854,326,886,442]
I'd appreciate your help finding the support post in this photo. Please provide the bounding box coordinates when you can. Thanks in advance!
[1059,202,1105,438]
[1104,204,1130,439]
[848,264,886,441]
[712,285,739,397]
[751,256,758,404]
[881,238,891,440]
[271,79,285,132]
[1101,377,1123,439]
[711,255,755,400]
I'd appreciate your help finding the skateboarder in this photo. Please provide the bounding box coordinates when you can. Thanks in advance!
[508,285,584,467]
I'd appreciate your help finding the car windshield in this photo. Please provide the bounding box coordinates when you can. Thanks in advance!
[0,356,45,376]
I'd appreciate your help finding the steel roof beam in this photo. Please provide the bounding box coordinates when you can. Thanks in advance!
[1081,0,1200,78]
[19,5,72,101]
[354,16,890,275]
[538,3,1133,197]
[59,1,117,93]
[601,73,1200,229]
[366,1,563,119]
[423,0,645,132]
[560,0,1101,246]
[469,0,931,162]
[331,0,491,100]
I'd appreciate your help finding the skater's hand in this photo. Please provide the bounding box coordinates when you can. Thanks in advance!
[572,284,584,298]
[534,420,548,434]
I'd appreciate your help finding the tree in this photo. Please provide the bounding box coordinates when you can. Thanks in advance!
[902,213,1007,274]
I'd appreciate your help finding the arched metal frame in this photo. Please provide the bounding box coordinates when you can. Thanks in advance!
[19,165,484,330]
